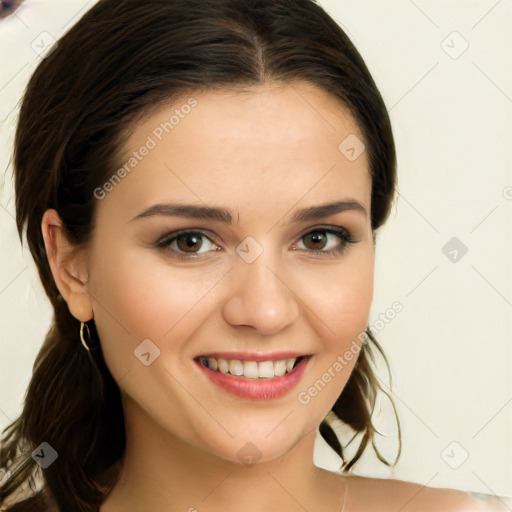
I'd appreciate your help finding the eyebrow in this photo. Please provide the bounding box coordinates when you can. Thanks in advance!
[130,199,367,224]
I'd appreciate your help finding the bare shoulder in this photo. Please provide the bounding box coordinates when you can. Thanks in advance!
[338,473,511,511]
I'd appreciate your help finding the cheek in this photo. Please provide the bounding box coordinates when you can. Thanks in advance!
[87,246,219,371]
[88,231,373,378]
[295,262,373,420]
[331,268,374,340]
[297,252,374,346]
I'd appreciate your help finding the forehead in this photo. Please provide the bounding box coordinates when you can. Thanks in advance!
[127,82,366,154]
[98,83,371,221]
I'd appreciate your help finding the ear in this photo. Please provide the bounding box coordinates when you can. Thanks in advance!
[41,209,93,322]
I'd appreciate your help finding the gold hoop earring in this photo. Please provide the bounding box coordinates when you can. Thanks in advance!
[80,321,91,351]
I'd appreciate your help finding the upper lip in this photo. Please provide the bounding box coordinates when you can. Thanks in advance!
[195,351,310,362]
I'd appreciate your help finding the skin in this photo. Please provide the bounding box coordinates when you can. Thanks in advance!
[41,83,505,512]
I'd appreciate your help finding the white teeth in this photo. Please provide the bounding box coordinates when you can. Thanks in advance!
[243,361,259,379]
[258,361,275,378]
[274,360,287,377]
[199,356,300,379]
[229,359,244,376]
[217,358,229,374]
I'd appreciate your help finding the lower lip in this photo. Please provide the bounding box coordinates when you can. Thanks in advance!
[195,357,311,400]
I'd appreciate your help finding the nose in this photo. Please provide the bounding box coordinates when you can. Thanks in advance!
[221,251,300,336]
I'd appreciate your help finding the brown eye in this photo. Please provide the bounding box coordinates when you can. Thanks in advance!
[156,230,220,259]
[176,233,204,253]
[296,228,355,256]
[303,231,328,251]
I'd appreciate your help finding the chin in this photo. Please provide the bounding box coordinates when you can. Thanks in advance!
[194,420,315,467]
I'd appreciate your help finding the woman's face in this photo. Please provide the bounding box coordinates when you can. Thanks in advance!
[84,82,374,463]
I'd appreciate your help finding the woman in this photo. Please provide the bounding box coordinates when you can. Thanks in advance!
[0,0,508,510]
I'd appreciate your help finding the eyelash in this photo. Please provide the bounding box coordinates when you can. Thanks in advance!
[155,226,357,260]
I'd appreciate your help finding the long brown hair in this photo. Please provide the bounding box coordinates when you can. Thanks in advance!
[1,0,400,510]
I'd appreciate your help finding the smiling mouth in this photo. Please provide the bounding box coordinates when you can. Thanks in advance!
[195,355,308,379]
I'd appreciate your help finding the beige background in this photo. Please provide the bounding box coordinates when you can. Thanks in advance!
[0,0,510,499]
